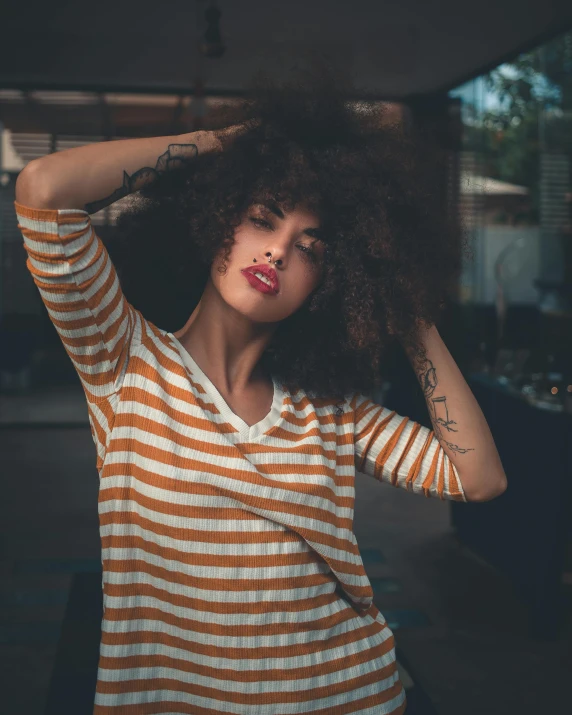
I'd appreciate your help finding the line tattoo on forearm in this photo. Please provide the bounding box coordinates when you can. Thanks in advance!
[84,142,198,214]
[412,348,474,455]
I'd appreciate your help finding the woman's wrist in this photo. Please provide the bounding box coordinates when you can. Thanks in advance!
[178,130,223,154]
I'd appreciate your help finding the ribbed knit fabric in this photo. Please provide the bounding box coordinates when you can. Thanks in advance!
[15,201,466,715]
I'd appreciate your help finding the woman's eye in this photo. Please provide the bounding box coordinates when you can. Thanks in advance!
[248,216,319,263]
[297,244,318,262]
[249,217,271,229]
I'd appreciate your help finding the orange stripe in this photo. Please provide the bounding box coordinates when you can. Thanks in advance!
[102,602,357,636]
[93,687,406,715]
[95,663,401,707]
[371,415,408,482]
[355,408,396,471]
[99,445,356,525]
[103,580,341,615]
[405,429,434,491]
[102,535,365,588]
[101,532,331,571]
[99,497,363,571]
[388,420,421,486]
[97,633,390,681]
[99,618,389,666]
[14,200,87,222]
[99,505,289,534]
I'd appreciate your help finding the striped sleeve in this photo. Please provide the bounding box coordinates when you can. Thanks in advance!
[352,393,467,502]
[14,201,143,403]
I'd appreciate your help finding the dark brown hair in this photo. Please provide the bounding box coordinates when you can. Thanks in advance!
[112,64,470,405]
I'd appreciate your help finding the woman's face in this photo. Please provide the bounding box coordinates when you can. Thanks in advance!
[210,200,326,323]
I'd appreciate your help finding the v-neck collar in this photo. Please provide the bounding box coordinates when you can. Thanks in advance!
[167,332,285,441]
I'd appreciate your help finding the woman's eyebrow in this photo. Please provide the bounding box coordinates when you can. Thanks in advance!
[262,200,285,220]
[259,200,323,239]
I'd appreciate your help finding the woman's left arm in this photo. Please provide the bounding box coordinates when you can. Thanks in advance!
[403,323,507,502]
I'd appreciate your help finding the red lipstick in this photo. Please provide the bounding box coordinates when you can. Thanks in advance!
[241,265,279,295]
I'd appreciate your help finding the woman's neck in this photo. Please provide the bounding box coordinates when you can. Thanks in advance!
[173,280,275,395]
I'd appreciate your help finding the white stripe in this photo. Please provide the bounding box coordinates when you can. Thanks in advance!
[99,499,287,533]
[100,608,383,650]
[102,591,347,627]
[104,423,354,490]
[100,450,357,527]
[96,648,393,695]
[103,569,336,605]
[102,545,333,582]
[93,671,404,715]
[99,619,392,671]
[101,520,321,554]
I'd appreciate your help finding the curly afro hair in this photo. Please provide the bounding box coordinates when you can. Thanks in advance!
[112,63,470,405]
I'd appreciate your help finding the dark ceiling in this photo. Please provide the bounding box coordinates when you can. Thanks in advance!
[2,0,572,99]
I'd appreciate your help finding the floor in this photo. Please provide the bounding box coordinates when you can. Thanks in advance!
[1,386,571,715]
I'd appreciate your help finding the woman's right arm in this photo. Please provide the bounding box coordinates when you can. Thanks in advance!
[13,126,246,468]
[15,129,223,213]
[13,127,235,406]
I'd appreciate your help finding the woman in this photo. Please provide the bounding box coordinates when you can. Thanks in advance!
[15,71,506,714]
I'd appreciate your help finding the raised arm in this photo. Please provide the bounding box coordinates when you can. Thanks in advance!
[402,323,507,502]
[15,129,224,213]
[13,127,236,403]
[353,324,507,503]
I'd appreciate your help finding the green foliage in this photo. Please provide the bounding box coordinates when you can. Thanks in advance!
[459,30,572,224]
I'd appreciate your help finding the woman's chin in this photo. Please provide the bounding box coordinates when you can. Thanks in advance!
[223,297,291,325]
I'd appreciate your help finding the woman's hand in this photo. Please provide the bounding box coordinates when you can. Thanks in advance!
[213,119,262,152]
[206,123,246,152]
[385,316,433,338]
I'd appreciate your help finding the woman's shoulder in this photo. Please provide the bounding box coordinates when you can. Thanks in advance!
[278,380,361,417]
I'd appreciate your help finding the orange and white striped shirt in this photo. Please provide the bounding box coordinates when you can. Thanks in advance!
[15,201,466,715]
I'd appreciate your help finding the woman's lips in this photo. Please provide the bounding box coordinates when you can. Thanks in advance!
[241,270,278,295]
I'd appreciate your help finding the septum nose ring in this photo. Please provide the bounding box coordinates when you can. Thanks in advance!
[253,253,276,264]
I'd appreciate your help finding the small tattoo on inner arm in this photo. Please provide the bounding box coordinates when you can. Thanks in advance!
[84,142,198,214]
[412,349,474,455]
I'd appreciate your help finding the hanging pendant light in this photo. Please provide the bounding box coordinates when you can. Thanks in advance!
[200,1,225,58]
